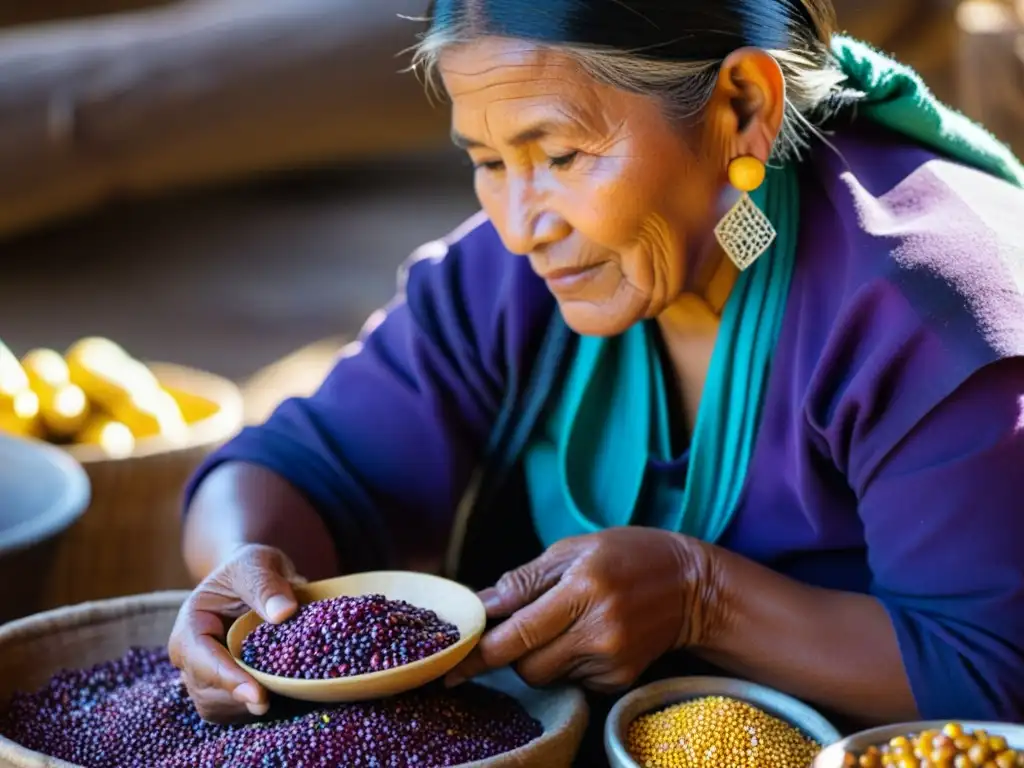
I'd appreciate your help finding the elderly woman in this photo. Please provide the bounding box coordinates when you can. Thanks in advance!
[169,0,1024,742]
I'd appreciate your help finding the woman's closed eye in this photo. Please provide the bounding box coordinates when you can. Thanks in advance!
[472,158,505,172]
[470,151,579,173]
[548,151,578,169]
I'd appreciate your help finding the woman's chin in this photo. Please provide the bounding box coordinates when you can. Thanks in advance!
[557,302,642,338]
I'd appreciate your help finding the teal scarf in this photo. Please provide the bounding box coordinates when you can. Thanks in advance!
[523,35,1024,548]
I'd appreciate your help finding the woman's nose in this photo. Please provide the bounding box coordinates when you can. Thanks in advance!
[502,183,570,256]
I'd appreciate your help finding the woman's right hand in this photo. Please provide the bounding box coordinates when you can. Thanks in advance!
[168,543,305,723]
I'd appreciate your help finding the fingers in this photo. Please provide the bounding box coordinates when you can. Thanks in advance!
[183,636,271,722]
[169,591,270,723]
[180,681,252,724]
[230,547,300,625]
[446,582,579,686]
[481,541,579,618]
[513,631,584,687]
[517,638,639,692]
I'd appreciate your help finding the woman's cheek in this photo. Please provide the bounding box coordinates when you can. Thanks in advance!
[474,180,508,234]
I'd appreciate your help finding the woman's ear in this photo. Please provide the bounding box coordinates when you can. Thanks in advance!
[704,47,786,167]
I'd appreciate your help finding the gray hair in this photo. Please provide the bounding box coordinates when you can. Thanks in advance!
[408,4,859,163]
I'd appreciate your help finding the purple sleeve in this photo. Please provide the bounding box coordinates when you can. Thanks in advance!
[802,151,1024,719]
[183,214,542,572]
[811,276,1024,720]
[858,357,1024,721]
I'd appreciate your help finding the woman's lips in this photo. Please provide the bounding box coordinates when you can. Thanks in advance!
[542,264,602,291]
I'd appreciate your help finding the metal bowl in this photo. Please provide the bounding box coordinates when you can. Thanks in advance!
[0,434,90,559]
[604,676,843,768]
[0,434,91,623]
[812,720,1024,766]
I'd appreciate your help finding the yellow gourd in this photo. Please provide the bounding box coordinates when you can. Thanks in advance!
[66,340,159,412]
[0,388,41,438]
[22,348,90,439]
[75,416,136,459]
[111,386,188,442]
[38,384,91,440]
[22,348,71,391]
[0,340,41,437]
[0,339,30,397]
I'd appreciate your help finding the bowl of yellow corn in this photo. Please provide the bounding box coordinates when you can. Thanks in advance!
[0,336,242,461]
[0,336,243,611]
[604,676,842,768]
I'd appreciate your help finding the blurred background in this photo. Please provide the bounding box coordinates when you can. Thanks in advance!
[1,0,1021,382]
[0,0,1021,619]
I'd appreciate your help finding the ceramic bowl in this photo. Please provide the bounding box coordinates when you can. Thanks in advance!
[0,434,90,559]
[812,720,1024,766]
[604,676,843,768]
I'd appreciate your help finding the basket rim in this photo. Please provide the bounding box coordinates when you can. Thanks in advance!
[0,435,91,559]
[0,590,190,646]
[62,362,243,463]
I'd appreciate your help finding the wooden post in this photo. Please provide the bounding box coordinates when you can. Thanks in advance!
[956,0,1024,157]
[0,0,447,241]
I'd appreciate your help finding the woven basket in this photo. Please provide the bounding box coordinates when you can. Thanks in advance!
[0,592,588,768]
[30,364,243,613]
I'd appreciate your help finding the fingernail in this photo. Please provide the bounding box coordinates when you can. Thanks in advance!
[264,595,293,622]
[245,701,269,717]
[480,589,501,611]
[233,683,259,704]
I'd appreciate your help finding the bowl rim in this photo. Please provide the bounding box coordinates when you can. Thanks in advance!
[603,675,843,768]
[226,570,488,699]
[61,361,244,463]
[0,434,91,558]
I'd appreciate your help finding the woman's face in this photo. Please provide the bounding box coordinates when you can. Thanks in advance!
[440,37,727,337]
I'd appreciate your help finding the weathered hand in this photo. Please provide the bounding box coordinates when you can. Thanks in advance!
[168,544,307,723]
[446,527,718,693]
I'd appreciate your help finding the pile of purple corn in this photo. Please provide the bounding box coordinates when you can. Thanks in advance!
[240,593,461,679]
[0,647,543,768]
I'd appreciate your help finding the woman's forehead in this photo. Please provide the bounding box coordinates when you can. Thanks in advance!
[440,38,628,139]
[440,38,588,94]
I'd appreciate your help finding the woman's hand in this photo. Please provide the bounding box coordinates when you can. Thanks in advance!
[168,543,306,723]
[446,528,721,692]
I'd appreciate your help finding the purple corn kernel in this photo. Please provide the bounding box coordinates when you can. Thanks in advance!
[0,646,543,768]
[240,594,460,680]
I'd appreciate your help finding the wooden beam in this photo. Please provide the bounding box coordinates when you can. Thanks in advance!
[0,0,447,241]
[956,0,1024,157]
[0,1,173,29]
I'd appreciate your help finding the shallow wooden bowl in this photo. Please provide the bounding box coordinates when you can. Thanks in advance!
[227,571,487,704]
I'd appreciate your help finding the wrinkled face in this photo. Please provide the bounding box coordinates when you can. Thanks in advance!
[440,37,726,337]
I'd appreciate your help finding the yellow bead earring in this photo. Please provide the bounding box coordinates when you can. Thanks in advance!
[714,156,776,271]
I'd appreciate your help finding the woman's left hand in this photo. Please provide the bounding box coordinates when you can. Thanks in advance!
[446,527,721,692]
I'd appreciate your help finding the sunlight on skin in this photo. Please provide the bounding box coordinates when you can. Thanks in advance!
[439,35,785,429]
